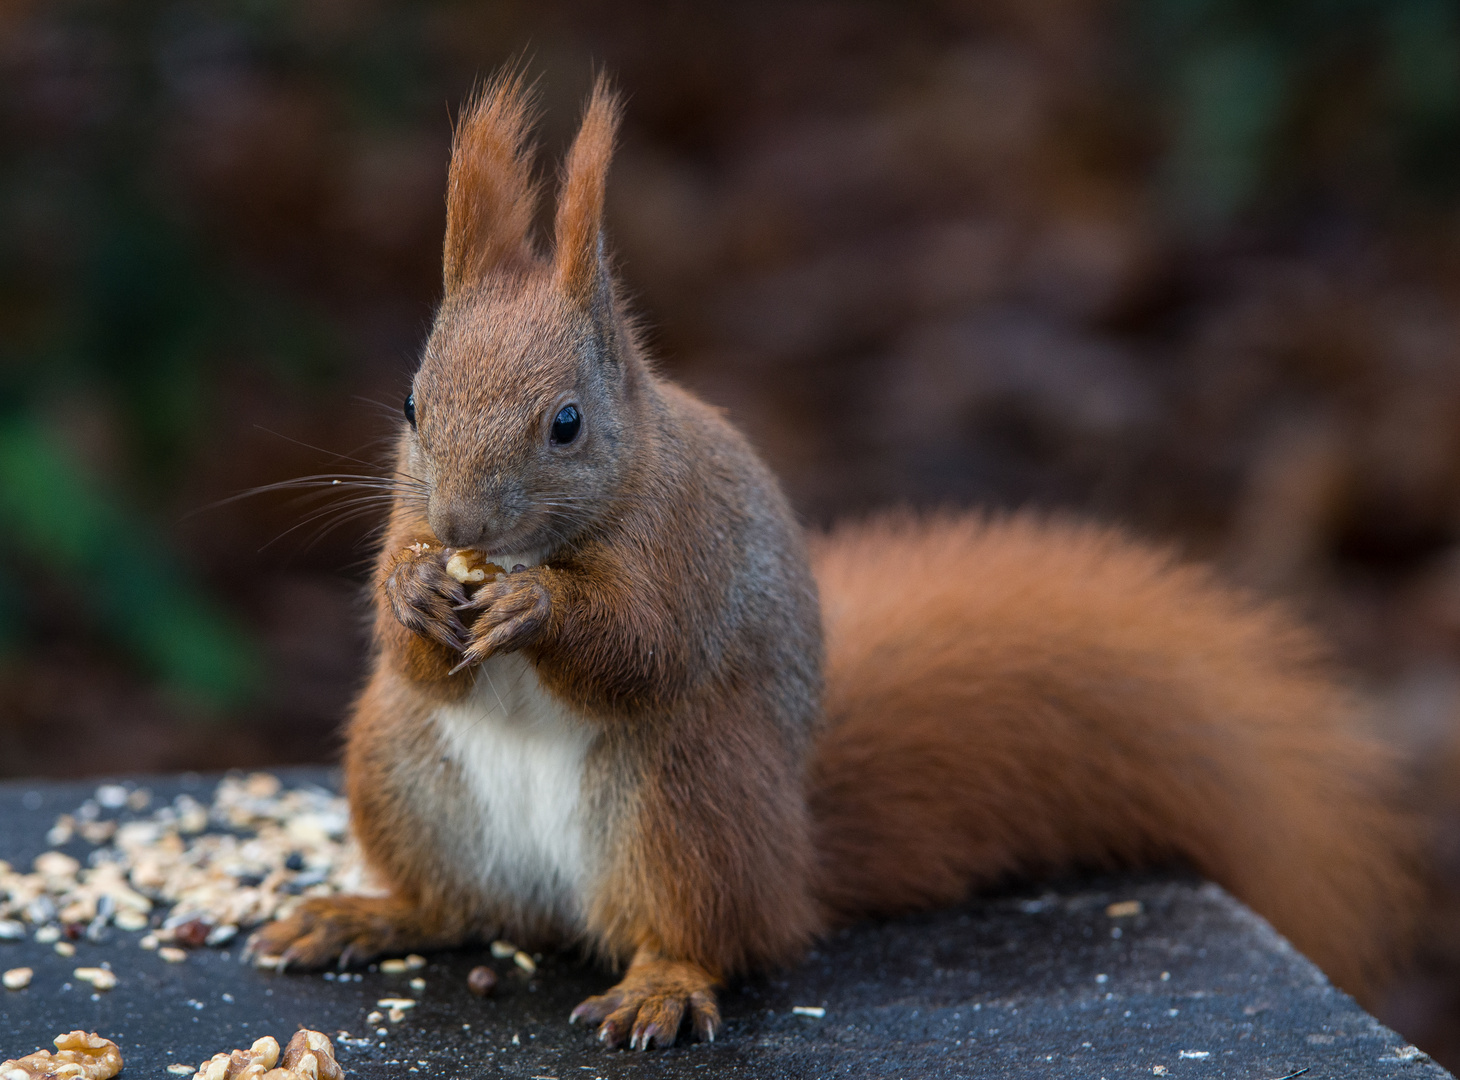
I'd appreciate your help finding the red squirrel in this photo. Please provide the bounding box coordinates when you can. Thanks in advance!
[249,73,1423,1048]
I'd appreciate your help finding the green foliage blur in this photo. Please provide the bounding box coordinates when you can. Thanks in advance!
[1,0,1459,710]
[1136,0,1460,231]
[0,0,439,705]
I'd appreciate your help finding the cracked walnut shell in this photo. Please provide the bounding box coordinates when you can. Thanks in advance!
[1,1031,123,1080]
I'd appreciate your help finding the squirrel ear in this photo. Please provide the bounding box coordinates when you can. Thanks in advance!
[443,67,542,294]
[553,75,622,305]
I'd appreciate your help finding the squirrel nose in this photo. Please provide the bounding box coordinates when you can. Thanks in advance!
[428,488,520,550]
[428,498,489,548]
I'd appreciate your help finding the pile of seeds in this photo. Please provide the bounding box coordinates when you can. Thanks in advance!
[0,773,377,952]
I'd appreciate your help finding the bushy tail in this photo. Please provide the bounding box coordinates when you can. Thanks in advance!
[807,511,1423,1000]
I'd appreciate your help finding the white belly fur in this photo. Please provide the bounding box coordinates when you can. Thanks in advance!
[431,652,597,926]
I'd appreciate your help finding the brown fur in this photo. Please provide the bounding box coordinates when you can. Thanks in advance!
[809,512,1422,999]
[442,68,541,292]
[250,74,1423,1046]
[254,75,823,1049]
[553,76,620,303]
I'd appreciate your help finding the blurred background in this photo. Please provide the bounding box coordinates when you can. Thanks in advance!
[5,0,1460,1058]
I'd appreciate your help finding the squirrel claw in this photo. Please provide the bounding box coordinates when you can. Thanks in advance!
[570,993,618,1028]
[573,958,718,1050]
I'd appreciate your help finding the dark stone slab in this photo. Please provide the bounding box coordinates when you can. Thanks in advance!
[0,772,1448,1078]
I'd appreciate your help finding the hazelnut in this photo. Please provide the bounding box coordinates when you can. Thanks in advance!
[467,965,497,996]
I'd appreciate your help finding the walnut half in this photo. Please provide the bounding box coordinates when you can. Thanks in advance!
[191,1036,278,1080]
[191,1032,339,1080]
[1,1031,123,1080]
[261,1031,343,1080]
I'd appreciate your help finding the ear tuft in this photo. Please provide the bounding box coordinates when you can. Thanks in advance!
[554,75,622,304]
[443,67,542,293]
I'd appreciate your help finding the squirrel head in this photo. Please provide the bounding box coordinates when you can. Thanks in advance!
[405,71,640,562]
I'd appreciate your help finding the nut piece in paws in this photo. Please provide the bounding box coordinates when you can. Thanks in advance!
[444,549,507,588]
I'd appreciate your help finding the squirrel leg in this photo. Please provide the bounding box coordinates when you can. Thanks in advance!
[570,947,720,1049]
[245,895,475,971]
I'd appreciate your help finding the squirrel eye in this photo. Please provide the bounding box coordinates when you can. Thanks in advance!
[550,403,582,445]
[404,393,416,428]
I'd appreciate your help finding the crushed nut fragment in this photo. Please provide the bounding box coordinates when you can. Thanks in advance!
[444,549,505,585]
[1,774,370,953]
[1,1031,122,1080]
[488,940,516,959]
[512,950,536,974]
[158,947,187,963]
[3,967,33,990]
[73,968,116,991]
[34,852,80,880]
[1105,900,1143,918]
[113,910,148,932]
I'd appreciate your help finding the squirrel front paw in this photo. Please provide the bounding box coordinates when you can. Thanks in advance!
[383,542,470,652]
[453,568,554,669]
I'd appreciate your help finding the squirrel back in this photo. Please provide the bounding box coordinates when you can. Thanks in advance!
[809,511,1423,998]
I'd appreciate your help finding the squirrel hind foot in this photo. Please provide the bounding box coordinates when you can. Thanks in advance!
[570,956,721,1049]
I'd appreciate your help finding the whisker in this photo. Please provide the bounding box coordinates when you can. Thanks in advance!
[260,502,398,553]
[291,508,397,557]
[192,474,428,517]
[251,426,393,473]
